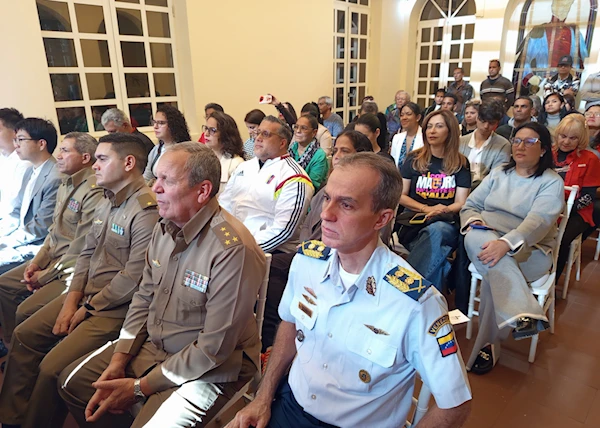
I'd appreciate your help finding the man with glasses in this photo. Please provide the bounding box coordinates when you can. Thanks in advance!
[0,118,63,275]
[542,55,579,97]
[219,116,314,254]
[101,108,155,155]
[496,96,535,141]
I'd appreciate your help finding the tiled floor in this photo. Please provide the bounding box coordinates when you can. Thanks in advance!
[1,239,599,427]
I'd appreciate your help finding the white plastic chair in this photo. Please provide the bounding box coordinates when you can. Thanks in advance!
[562,234,582,299]
[466,185,577,363]
[209,253,272,423]
[405,375,431,428]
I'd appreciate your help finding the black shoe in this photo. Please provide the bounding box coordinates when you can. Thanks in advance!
[512,317,549,341]
[470,345,497,375]
[0,339,7,359]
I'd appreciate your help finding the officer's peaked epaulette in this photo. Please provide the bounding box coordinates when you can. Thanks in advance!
[383,265,432,302]
[297,240,331,260]
[137,193,157,209]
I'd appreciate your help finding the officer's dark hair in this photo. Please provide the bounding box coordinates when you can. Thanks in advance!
[64,132,99,162]
[514,96,533,109]
[15,118,58,154]
[334,130,373,153]
[98,132,148,173]
[0,108,24,130]
[167,142,221,198]
[478,100,505,123]
[335,152,402,212]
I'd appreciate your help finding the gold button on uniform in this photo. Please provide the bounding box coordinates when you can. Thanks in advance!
[359,369,371,383]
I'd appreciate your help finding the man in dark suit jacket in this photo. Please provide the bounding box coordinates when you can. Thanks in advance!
[423,88,445,117]
[0,118,64,274]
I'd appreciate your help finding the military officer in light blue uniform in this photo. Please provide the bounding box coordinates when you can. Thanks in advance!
[228,153,472,428]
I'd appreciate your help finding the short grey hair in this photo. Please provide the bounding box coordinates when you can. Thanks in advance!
[101,108,130,127]
[336,152,402,212]
[396,90,410,100]
[165,142,221,197]
[262,115,292,145]
[360,100,379,115]
[63,132,99,162]
[319,96,333,107]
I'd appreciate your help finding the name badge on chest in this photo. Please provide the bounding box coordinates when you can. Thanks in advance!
[67,197,81,213]
[183,269,209,293]
[290,293,318,330]
[111,223,125,236]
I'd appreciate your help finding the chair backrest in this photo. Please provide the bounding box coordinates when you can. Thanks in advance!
[552,185,578,270]
[405,374,431,427]
[256,253,272,341]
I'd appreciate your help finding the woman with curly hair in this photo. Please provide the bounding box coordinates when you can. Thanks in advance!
[143,104,191,184]
[205,111,245,193]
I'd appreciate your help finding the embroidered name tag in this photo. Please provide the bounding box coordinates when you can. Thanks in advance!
[183,269,209,293]
[111,223,125,236]
[67,197,81,213]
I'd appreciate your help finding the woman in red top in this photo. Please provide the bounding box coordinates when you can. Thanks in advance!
[553,114,600,280]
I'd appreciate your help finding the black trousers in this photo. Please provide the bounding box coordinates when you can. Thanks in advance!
[262,252,295,352]
[556,210,591,279]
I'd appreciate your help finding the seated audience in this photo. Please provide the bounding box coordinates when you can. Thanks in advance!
[539,92,567,137]
[461,99,480,136]
[563,92,578,114]
[460,122,563,375]
[447,67,474,123]
[423,88,445,117]
[318,96,344,138]
[552,115,600,281]
[355,113,394,163]
[0,132,102,359]
[496,96,535,141]
[360,100,379,117]
[390,102,424,168]
[584,100,600,158]
[144,105,191,185]
[442,93,458,117]
[530,94,542,119]
[398,110,471,289]
[268,94,297,130]
[243,109,266,160]
[58,143,266,428]
[204,111,245,193]
[386,90,410,136]
[219,116,314,254]
[261,130,373,351]
[299,102,332,156]
[198,102,224,143]
[100,108,155,154]
[0,133,159,428]
[0,118,63,274]
[459,100,511,189]
[230,153,472,428]
[0,108,29,223]
[290,114,329,189]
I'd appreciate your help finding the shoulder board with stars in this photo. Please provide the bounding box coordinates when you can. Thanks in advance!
[137,193,157,210]
[383,265,432,302]
[297,240,331,261]
[213,222,242,248]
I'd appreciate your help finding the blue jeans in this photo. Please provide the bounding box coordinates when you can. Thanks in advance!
[406,221,459,291]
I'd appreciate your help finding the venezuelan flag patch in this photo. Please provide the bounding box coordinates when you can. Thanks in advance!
[437,331,458,357]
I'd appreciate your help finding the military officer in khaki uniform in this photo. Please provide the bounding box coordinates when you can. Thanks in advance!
[0,133,159,428]
[58,143,266,428]
[0,132,103,349]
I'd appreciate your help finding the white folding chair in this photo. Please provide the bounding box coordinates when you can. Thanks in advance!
[405,374,431,427]
[210,253,272,423]
[594,229,600,261]
[466,185,577,363]
[562,234,582,299]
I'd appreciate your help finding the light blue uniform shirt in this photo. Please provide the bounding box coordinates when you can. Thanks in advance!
[279,241,472,427]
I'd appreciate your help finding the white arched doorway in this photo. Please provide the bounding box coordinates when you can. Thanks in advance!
[414,0,477,109]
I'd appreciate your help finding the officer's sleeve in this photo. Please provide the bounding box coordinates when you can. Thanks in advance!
[404,290,472,409]
[89,208,159,311]
[278,254,301,323]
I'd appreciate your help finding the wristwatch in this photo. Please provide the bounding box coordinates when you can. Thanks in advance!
[133,378,146,402]
[83,302,95,311]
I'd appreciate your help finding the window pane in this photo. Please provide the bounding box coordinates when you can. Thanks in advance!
[81,40,111,67]
[157,101,178,110]
[121,41,147,67]
[129,103,152,127]
[360,0,369,5]
[146,0,168,6]
[463,43,473,59]
[431,63,440,77]
[450,44,460,59]
[359,63,366,83]
[336,37,345,59]
[75,4,106,34]
[449,62,459,77]
[125,73,150,97]
[86,73,115,100]
[50,74,83,101]
[421,28,431,43]
[360,14,368,36]
[351,12,359,34]
[432,45,441,60]
[420,46,429,61]
[350,38,358,59]
[146,11,170,37]
[359,39,367,60]
[57,107,87,134]
[465,23,475,39]
[419,64,428,78]
[462,62,471,76]
[349,86,357,107]
[117,8,143,36]
[117,0,139,3]
[418,81,427,95]
[451,25,461,41]
[336,10,345,34]
[336,63,344,84]
[418,98,427,109]
[433,27,443,42]
[421,2,443,20]
[429,81,439,95]
[150,43,173,67]
[349,63,357,84]
[154,73,176,96]
[92,105,117,131]
[43,38,77,67]
[454,0,476,17]
[358,86,365,104]
[37,0,72,32]
[336,87,344,109]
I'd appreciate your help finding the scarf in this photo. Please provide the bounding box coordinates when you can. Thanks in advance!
[292,138,320,170]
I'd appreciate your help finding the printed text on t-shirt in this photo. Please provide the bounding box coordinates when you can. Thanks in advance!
[416,173,456,199]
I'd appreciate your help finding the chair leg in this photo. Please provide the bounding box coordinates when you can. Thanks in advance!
[529,333,539,363]
[466,275,479,340]
[595,230,600,261]
[575,242,581,281]
[549,293,555,334]
[563,242,576,299]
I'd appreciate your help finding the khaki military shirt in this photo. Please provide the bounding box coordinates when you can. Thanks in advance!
[69,176,158,319]
[114,198,266,392]
[30,167,104,285]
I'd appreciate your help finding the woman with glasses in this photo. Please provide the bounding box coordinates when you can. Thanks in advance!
[397,109,471,290]
[461,99,481,136]
[204,111,245,193]
[143,105,191,185]
[585,101,600,158]
[390,102,423,168]
[299,103,333,156]
[289,114,329,189]
[460,122,563,375]
[243,109,266,160]
[553,115,600,281]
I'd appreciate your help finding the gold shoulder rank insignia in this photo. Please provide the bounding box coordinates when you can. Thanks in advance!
[88,175,98,188]
[297,240,331,260]
[383,265,432,302]
[137,193,157,209]
[212,221,242,248]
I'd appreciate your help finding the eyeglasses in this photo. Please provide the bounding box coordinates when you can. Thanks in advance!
[150,119,168,127]
[13,137,38,145]
[292,124,313,133]
[585,112,600,118]
[256,129,282,139]
[202,125,218,136]
[511,137,540,147]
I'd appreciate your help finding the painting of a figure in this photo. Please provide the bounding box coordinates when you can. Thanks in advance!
[512,0,597,96]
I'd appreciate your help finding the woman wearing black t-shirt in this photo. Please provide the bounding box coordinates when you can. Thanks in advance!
[398,109,471,290]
